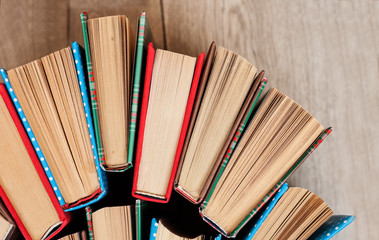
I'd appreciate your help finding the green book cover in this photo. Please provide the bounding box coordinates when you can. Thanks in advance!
[128,12,153,167]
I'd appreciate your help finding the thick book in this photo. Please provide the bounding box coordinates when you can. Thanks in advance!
[199,88,332,237]
[86,206,134,240]
[241,186,354,240]
[0,83,70,240]
[0,43,107,211]
[175,45,268,203]
[132,43,205,203]
[81,12,135,171]
[149,218,205,240]
[174,45,259,203]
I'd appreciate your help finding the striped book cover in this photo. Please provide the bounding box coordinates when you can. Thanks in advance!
[128,11,153,169]
[200,127,332,237]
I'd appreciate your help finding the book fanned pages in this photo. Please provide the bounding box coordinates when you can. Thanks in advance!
[175,65,268,203]
[0,83,71,240]
[200,126,332,237]
[128,12,153,168]
[308,215,355,240]
[173,42,215,203]
[0,42,107,211]
[132,42,205,203]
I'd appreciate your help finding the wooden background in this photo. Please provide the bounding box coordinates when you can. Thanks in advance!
[0,0,378,239]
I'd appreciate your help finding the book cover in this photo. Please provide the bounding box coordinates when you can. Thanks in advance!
[200,126,332,237]
[149,218,159,240]
[0,42,107,211]
[0,83,71,240]
[308,215,355,240]
[132,43,205,203]
[128,12,153,168]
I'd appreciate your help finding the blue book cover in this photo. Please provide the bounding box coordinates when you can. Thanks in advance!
[308,215,355,240]
[242,183,289,240]
[70,41,108,211]
[0,42,107,211]
[149,218,159,240]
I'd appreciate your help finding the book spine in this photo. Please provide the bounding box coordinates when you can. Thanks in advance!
[229,127,333,237]
[68,42,107,211]
[80,12,106,168]
[202,80,267,208]
[128,12,147,167]
[0,69,65,206]
[149,218,158,240]
[85,207,94,240]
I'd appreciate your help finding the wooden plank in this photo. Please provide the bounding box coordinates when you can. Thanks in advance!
[162,0,379,239]
[0,0,69,70]
[68,0,165,49]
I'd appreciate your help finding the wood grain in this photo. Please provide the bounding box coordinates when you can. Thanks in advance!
[68,0,165,49]
[162,0,379,239]
[0,0,69,70]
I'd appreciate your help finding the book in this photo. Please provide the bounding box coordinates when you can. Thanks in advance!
[58,230,88,240]
[132,43,205,203]
[0,43,107,211]
[0,83,70,239]
[149,218,205,240]
[0,198,21,240]
[86,206,134,240]
[175,43,268,203]
[174,45,258,203]
[245,187,334,239]
[200,88,331,237]
[83,13,135,171]
[308,215,356,240]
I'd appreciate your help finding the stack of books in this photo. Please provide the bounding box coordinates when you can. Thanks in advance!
[0,11,354,240]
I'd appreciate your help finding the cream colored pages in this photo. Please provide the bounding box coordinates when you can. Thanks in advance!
[178,46,257,200]
[203,89,324,234]
[136,50,196,198]
[156,220,204,240]
[7,47,99,204]
[92,206,133,240]
[88,15,134,168]
[0,97,60,240]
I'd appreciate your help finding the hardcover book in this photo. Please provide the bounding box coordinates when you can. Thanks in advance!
[0,43,107,211]
[81,12,135,171]
[199,88,332,237]
[174,45,259,203]
[0,83,70,240]
[86,206,134,240]
[132,43,205,203]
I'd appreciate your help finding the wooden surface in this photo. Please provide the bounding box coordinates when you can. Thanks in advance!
[1,0,378,239]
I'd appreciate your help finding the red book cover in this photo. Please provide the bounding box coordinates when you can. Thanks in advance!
[132,43,205,203]
[0,84,70,240]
